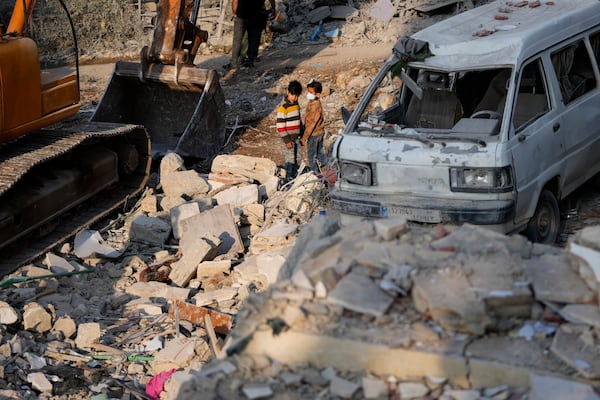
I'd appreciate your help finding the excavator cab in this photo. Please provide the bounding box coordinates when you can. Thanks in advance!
[0,0,80,143]
[92,0,226,160]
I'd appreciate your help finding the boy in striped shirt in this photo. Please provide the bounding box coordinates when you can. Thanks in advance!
[276,80,303,183]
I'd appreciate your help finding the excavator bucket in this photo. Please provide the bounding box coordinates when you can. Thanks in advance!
[91,61,226,160]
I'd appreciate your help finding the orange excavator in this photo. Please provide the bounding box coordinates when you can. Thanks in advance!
[0,0,225,273]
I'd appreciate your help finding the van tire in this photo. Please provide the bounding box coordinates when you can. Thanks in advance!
[525,190,560,244]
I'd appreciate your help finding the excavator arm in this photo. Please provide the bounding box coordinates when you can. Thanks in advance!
[6,0,37,35]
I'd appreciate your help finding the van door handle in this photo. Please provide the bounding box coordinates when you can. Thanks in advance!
[553,122,560,132]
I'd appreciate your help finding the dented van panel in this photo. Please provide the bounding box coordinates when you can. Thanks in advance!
[331,0,600,244]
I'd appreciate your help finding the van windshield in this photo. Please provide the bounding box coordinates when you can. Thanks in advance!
[355,66,513,139]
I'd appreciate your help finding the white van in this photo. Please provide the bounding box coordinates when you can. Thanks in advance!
[330,0,600,244]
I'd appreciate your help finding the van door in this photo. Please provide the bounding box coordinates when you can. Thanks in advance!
[549,36,600,195]
[507,58,561,227]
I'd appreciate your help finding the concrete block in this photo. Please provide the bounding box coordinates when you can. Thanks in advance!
[550,324,600,379]
[161,169,210,198]
[130,215,171,245]
[243,330,469,387]
[0,301,18,325]
[125,281,190,301]
[211,154,277,184]
[180,205,243,256]
[52,316,76,338]
[214,184,259,207]
[327,269,394,317]
[75,322,101,349]
[23,302,52,333]
[170,202,200,240]
[529,373,600,400]
[524,253,596,304]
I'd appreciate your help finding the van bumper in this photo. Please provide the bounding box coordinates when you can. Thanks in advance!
[330,190,515,226]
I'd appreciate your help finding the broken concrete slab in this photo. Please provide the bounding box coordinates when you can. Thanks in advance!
[327,269,394,317]
[550,324,600,379]
[529,373,600,400]
[179,205,244,256]
[412,265,491,335]
[307,5,331,23]
[568,242,600,288]
[243,330,469,387]
[329,5,359,19]
[130,215,172,245]
[214,184,259,207]
[170,234,221,287]
[161,169,210,198]
[44,253,83,274]
[211,154,277,184]
[169,202,201,240]
[27,372,52,393]
[125,281,190,301]
[368,0,395,21]
[197,260,232,278]
[75,322,102,349]
[23,302,52,333]
[249,223,298,255]
[52,316,77,338]
[560,304,600,329]
[151,336,206,374]
[373,217,407,240]
[430,224,531,257]
[239,204,265,226]
[466,336,572,388]
[193,287,238,307]
[524,254,596,304]
[0,301,18,325]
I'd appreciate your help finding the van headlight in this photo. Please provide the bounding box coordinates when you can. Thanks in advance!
[341,161,373,186]
[450,166,513,193]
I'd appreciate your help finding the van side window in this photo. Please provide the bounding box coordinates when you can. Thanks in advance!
[512,60,549,131]
[551,39,597,104]
[591,31,600,67]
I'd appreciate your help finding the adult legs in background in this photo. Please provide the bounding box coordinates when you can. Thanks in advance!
[245,24,263,65]
[230,17,248,67]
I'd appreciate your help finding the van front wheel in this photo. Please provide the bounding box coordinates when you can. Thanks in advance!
[525,190,560,244]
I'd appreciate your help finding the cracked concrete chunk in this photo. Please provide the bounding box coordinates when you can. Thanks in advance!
[214,184,259,207]
[529,373,600,400]
[412,265,491,335]
[560,304,600,329]
[75,322,101,349]
[524,254,596,304]
[27,372,52,392]
[170,234,221,287]
[0,301,18,325]
[327,269,394,317]
[330,375,360,398]
[550,324,600,379]
[130,215,171,245]
[125,281,190,301]
[242,382,273,399]
[23,302,52,333]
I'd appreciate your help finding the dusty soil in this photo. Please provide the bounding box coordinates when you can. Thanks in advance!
[78,41,600,245]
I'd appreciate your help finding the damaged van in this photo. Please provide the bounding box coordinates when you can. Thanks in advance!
[330,0,600,244]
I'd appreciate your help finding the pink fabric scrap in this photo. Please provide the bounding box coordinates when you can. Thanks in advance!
[146,368,177,400]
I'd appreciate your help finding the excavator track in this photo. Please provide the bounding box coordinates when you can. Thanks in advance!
[0,121,150,276]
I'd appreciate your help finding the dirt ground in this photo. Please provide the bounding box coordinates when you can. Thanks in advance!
[78,41,600,246]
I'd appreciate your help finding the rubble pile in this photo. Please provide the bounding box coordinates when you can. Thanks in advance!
[0,153,328,399]
[157,221,600,400]
[2,146,600,399]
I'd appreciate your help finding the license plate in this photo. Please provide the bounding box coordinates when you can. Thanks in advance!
[382,206,442,223]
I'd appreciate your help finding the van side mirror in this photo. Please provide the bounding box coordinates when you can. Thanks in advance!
[341,107,351,124]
